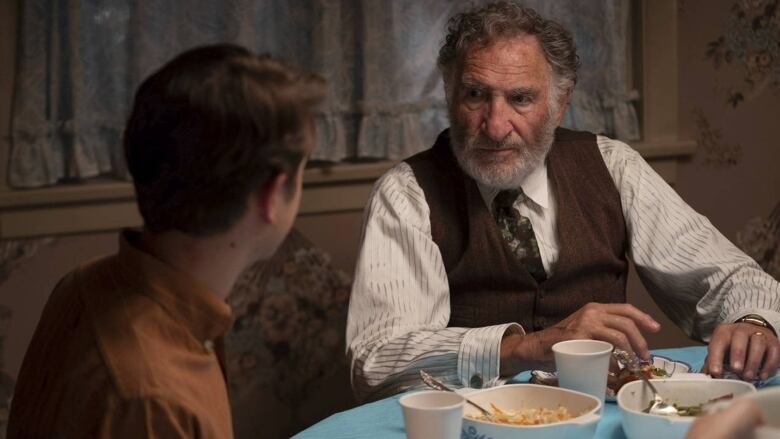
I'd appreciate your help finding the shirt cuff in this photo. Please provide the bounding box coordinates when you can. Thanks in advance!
[457,323,523,389]
[726,308,780,336]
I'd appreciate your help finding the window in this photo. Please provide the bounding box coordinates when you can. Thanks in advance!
[0,0,693,238]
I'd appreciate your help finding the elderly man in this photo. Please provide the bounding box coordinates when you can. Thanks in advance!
[346,1,780,401]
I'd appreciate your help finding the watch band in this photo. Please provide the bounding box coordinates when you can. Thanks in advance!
[737,314,776,335]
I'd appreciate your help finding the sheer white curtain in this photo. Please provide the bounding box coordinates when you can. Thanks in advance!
[9,0,638,188]
[532,0,640,140]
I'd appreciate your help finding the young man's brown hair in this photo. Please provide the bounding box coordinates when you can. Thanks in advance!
[124,43,326,236]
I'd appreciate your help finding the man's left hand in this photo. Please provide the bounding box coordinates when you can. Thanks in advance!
[703,322,780,380]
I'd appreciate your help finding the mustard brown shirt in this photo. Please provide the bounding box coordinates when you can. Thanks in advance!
[8,231,234,439]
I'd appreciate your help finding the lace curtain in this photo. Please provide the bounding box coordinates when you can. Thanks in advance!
[10,0,638,188]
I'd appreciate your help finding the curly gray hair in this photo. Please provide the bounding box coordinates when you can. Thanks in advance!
[438,1,580,100]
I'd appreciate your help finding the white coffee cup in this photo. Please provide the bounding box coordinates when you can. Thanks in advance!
[399,390,465,439]
[553,339,613,405]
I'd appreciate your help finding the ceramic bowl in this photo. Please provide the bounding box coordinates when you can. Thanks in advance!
[461,383,601,439]
[617,378,756,439]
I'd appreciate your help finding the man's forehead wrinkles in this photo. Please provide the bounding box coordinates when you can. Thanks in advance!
[462,60,534,76]
[460,64,545,90]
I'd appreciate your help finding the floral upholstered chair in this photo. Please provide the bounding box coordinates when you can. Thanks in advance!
[225,229,354,438]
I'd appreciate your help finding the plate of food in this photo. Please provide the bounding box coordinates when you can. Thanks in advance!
[530,353,693,401]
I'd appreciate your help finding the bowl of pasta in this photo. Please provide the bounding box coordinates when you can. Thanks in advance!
[460,383,601,439]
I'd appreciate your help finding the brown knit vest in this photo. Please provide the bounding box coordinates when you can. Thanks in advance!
[405,128,628,331]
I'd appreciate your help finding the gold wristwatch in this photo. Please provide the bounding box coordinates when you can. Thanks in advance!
[736,314,776,335]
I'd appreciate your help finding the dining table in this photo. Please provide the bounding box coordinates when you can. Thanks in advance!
[293,345,780,439]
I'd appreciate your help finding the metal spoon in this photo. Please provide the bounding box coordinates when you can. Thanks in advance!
[419,370,496,421]
[612,349,679,416]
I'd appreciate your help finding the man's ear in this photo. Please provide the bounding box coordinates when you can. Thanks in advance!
[257,172,289,224]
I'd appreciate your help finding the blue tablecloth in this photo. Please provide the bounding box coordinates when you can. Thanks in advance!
[294,346,779,439]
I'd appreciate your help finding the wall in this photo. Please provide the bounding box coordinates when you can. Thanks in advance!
[0,2,19,433]
[0,0,15,188]
[676,0,780,235]
[628,0,780,349]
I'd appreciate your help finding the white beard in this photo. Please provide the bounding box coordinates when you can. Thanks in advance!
[449,112,557,190]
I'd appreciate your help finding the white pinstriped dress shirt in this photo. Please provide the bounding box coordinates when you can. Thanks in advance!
[345,135,780,401]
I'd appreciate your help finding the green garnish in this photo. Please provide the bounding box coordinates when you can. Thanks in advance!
[672,403,703,416]
[642,394,733,416]
[652,367,668,377]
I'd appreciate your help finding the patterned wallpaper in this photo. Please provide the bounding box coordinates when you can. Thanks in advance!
[688,0,780,279]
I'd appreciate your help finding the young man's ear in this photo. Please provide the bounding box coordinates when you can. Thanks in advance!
[257,172,289,224]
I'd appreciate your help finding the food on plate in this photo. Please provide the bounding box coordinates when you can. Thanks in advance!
[531,354,691,400]
[642,393,734,417]
[608,363,669,393]
[465,403,577,425]
[530,363,670,395]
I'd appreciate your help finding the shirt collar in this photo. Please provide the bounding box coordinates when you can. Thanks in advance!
[116,230,233,344]
[477,161,551,210]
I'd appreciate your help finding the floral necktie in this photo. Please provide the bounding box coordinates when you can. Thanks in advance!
[493,189,547,283]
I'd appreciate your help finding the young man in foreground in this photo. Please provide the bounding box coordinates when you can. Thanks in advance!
[8,44,325,438]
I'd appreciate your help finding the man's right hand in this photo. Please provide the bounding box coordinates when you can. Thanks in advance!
[499,303,661,376]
